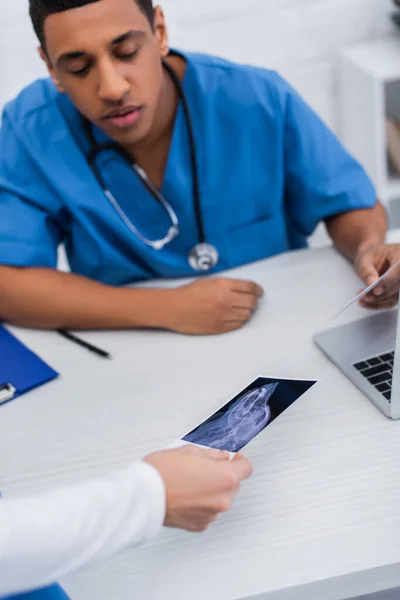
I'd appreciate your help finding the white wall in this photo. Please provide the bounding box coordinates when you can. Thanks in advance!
[165,0,396,130]
[0,0,396,129]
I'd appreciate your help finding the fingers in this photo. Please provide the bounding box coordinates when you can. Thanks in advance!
[360,293,399,310]
[229,284,261,324]
[355,251,380,287]
[222,320,248,333]
[202,449,231,462]
[222,307,256,331]
[187,513,219,533]
[354,246,400,310]
[234,452,247,461]
[361,286,398,303]
[356,252,400,303]
[229,307,254,321]
[178,445,231,461]
[231,454,253,481]
[232,293,259,311]
[373,265,400,297]
[368,272,400,299]
[356,246,400,294]
[177,445,210,458]
[178,444,202,455]
[230,279,264,298]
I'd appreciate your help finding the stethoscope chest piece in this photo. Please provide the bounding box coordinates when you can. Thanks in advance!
[188,243,219,272]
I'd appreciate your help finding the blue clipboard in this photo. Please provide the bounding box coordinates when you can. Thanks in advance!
[0,326,59,406]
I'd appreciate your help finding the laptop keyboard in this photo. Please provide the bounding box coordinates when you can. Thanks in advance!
[354,352,394,402]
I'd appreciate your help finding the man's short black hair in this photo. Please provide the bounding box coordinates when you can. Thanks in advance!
[29,0,154,48]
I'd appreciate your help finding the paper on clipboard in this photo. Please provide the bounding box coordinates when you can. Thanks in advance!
[330,258,400,322]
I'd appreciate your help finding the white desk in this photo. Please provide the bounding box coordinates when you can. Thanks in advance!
[2,245,400,600]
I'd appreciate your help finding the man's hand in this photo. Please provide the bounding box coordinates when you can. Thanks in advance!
[167,278,264,335]
[354,243,400,309]
[144,445,253,532]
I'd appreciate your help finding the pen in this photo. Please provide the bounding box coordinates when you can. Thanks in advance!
[57,329,111,359]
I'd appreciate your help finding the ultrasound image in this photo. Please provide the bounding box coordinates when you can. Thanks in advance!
[183,382,279,452]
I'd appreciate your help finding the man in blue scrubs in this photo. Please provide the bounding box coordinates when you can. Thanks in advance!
[0,0,399,335]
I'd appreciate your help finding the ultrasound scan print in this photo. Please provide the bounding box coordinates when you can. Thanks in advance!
[183,377,316,452]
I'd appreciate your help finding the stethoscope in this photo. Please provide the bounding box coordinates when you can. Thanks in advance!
[84,60,219,273]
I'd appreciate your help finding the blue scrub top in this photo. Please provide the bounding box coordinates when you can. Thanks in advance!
[0,51,376,285]
[4,585,69,600]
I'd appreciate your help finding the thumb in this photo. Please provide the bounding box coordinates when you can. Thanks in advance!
[356,252,380,287]
[231,454,253,481]
[201,448,231,461]
[179,445,230,461]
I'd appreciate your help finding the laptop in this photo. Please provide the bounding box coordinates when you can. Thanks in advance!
[314,294,400,420]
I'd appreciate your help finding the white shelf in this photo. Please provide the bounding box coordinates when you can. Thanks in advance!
[338,37,400,222]
[340,37,400,82]
[384,176,400,201]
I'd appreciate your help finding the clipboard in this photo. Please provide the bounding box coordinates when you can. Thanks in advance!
[0,326,59,406]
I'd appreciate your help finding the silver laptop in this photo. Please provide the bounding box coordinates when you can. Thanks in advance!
[314,295,400,420]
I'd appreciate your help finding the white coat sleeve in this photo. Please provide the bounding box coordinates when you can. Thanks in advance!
[0,461,166,597]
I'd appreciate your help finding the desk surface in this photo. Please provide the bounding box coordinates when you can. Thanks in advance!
[2,245,400,600]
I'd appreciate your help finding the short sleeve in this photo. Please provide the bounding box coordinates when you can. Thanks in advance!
[0,108,65,268]
[277,75,377,246]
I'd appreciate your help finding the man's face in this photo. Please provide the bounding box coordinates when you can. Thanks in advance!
[42,0,168,145]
